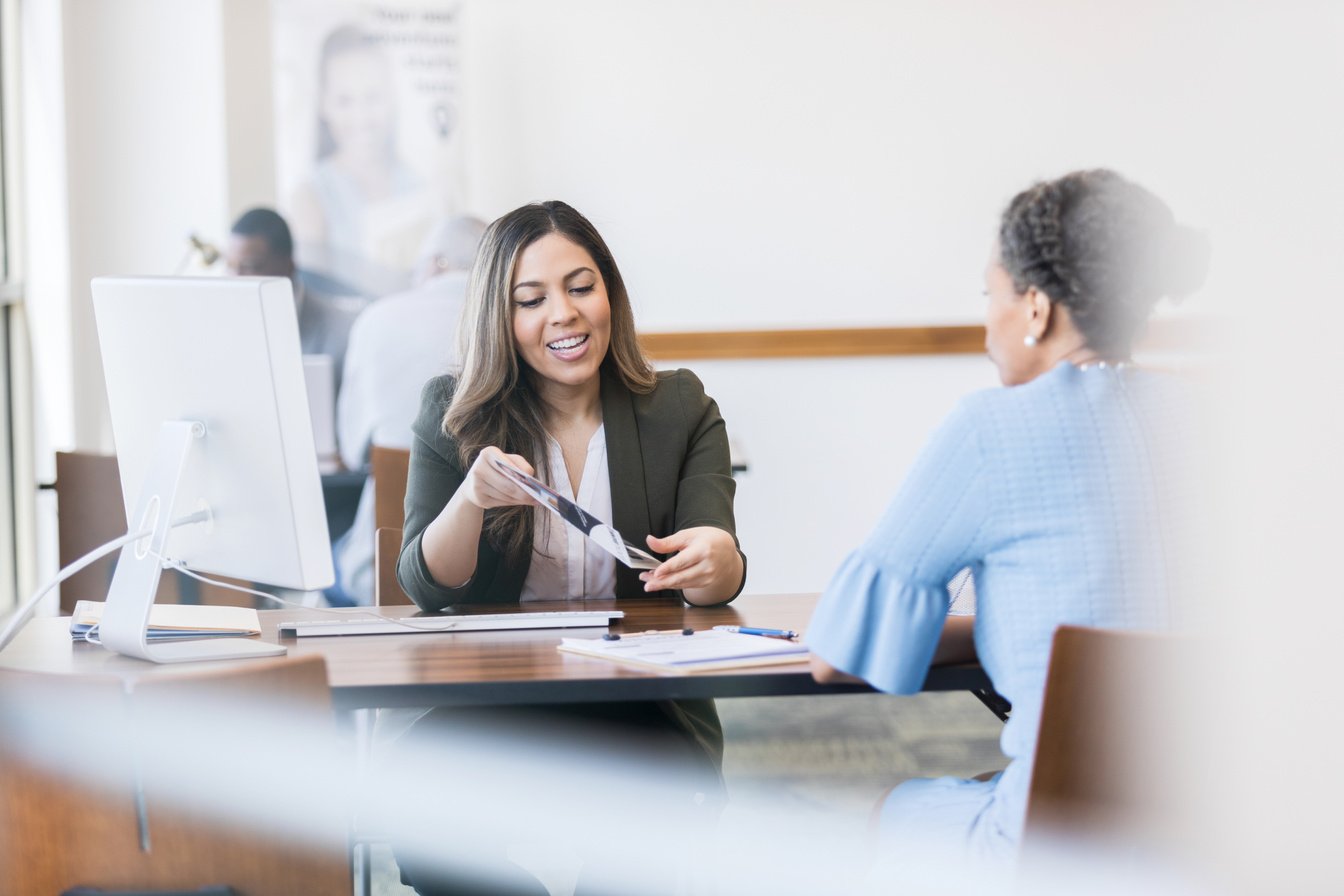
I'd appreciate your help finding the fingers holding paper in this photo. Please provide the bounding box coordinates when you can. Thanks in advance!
[421,447,543,591]
[461,446,540,510]
[641,527,744,606]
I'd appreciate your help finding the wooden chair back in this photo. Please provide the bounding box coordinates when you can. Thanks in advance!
[370,445,411,532]
[54,451,260,610]
[1024,625,1181,849]
[54,451,126,613]
[0,655,350,896]
[376,526,413,606]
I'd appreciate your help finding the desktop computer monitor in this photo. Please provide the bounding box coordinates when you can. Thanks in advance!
[90,275,335,664]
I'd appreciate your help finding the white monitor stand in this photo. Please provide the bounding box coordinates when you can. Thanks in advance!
[92,276,333,662]
[92,275,335,665]
[97,420,287,664]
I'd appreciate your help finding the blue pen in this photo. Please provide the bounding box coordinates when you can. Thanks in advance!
[712,625,798,639]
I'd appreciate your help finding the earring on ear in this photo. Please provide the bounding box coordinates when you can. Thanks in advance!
[1023,334,1038,348]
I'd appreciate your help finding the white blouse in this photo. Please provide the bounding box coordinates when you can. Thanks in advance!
[519,425,618,601]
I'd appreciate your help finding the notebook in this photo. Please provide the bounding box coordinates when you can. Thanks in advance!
[278,608,625,637]
[69,600,262,641]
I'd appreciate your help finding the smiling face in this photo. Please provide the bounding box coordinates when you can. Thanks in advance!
[510,233,612,402]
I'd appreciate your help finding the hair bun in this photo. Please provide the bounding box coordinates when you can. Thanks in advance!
[1160,225,1210,304]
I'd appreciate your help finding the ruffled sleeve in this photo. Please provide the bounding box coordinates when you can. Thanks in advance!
[807,398,991,694]
[808,553,953,693]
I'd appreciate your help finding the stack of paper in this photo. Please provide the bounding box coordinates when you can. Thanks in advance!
[69,600,263,642]
[558,629,809,673]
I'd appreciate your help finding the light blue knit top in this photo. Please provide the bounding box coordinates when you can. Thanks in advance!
[808,361,1195,856]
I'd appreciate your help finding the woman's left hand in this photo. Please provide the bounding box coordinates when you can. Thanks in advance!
[641,527,743,604]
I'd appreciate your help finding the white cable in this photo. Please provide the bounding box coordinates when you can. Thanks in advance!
[0,527,153,653]
[152,554,460,634]
[6,510,212,650]
[0,521,454,653]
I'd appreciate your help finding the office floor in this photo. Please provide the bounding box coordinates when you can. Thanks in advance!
[369,690,1007,895]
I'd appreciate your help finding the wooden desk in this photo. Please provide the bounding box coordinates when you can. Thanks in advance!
[0,593,995,712]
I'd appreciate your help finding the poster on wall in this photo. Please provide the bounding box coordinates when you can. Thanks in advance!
[272,0,464,299]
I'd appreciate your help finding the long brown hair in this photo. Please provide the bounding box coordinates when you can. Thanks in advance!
[444,201,656,560]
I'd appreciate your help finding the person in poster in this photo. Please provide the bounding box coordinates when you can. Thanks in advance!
[286,23,426,296]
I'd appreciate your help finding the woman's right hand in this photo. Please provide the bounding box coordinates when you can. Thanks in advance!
[459,446,539,510]
[422,446,534,590]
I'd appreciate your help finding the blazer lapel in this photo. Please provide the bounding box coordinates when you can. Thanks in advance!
[600,371,652,598]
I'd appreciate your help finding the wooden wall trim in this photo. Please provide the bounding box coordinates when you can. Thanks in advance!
[638,325,986,360]
[637,318,1212,361]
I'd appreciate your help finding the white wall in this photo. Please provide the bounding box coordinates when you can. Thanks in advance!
[666,354,997,593]
[23,0,72,460]
[31,0,275,458]
[459,0,1235,333]
[60,0,231,450]
[450,0,1244,591]
[220,0,279,215]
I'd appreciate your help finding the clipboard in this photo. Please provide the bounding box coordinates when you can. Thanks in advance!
[558,629,810,673]
[494,458,662,570]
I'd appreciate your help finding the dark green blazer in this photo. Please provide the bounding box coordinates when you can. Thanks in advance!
[397,367,746,611]
[395,366,743,775]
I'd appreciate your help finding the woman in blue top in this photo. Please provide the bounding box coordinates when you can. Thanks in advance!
[808,169,1208,865]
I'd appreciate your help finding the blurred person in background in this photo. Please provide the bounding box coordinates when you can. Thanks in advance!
[327,215,487,606]
[225,206,363,397]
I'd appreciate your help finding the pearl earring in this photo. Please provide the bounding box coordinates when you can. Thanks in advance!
[1023,334,1038,348]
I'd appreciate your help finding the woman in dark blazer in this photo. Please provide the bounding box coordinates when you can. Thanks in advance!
[398,201,745,609]
[399,366,745,608]
[393,201,746,896]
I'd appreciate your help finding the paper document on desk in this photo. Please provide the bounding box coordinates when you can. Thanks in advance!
[558,629,809,673]
[494,458,661,570]
[69,600,262,641]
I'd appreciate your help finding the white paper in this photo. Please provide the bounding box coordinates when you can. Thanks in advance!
[494,458,661,570]
[558,629,809,672]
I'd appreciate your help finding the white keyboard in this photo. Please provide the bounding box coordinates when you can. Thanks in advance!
[278,609,624,638]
